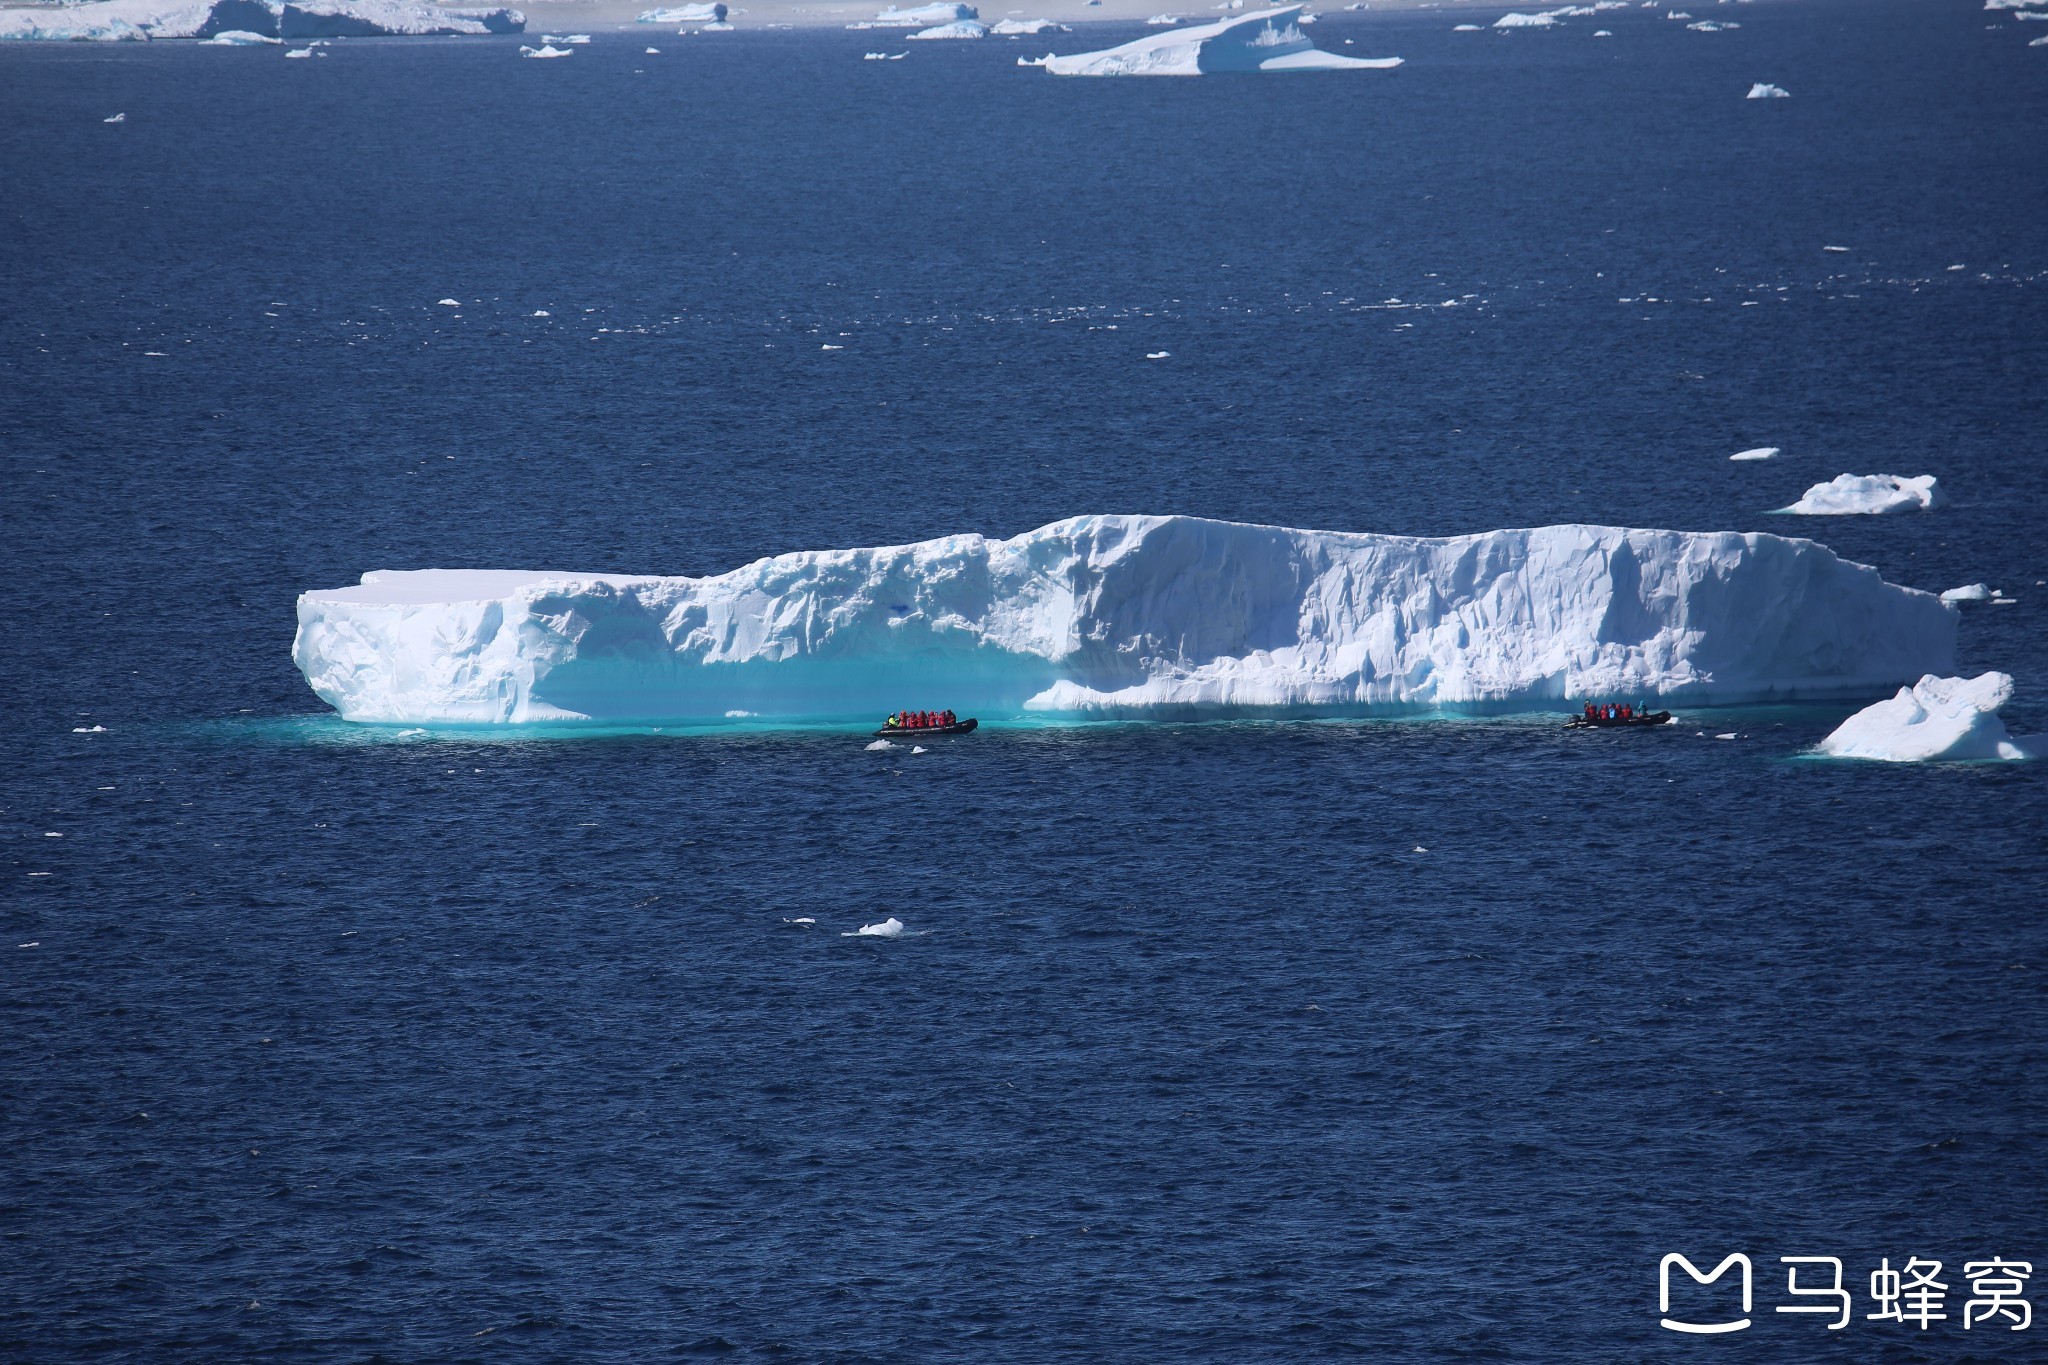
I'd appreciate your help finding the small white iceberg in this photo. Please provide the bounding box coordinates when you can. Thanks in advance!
[1494,11,1560,26]
[1687,19,1736,29]
[846,917,906,937]
[1747,83,1790,99]
[1044,5,1400,75]
[909,18,988,36]
[637,2,725,19]
[1144,12,1183,23]
[645,44,660,51]
[205,29,281,43]
[1453,23,1482,30]
[1729,445,1779,461]
[104,112,127,122]
[1817,672,2042,763]
[1941,583,1994,603]
[991,16,1066,32]
[437,297,461,306]
[72,725,109,733]
[284,44,313,55]
[520,43,573,56]
[865,738,898,750]
[850,1,976,26]
[1146,350,1171,359]
[1776,473,1944,516]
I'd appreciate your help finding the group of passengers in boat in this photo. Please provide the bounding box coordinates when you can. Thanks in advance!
[1584,702,1642,721]
[886,709,958,730]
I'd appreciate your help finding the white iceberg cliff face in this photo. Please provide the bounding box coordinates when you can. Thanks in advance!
[1817,673,2042,762]
[1044,4,1399,74]
[294,516,1957,726]
[0,0,523,40]
[1777,473,1944,515]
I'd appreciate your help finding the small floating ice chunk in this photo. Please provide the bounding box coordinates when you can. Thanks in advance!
[1686,18,1735,28]
[1714,732,1738,740]
[1145,350,1171,359]
[1453,22,1481,29]
[1746,82,1789,98]
[532,309,550,317]
[1592,27,1610,34]
[990,16,1066,31]
[1729,446,1779,462]
[1494,11,1560,25]
[284,45,313,56]
[865,739,897,750]
[645,45,660,51]
[1777,473,1944,516]
[1822,244,1850,253]
[724,709,754,717]
[205,29,281,43]
[71,725,108,733]
[542,32,592,42]
[1940,583,1994,603]
[1818,672,2042,762]
[520,43,573,56]
[821,343,844,349]
[783,916,816,924]
[104,112,127,122]
[437,298,461,306]
[846,917,905,938]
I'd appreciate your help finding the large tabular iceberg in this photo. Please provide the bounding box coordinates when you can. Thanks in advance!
[294,516,1957,726]
[1043,5,1400,75]
[1817,673,2042,762]
[0,0,523,40]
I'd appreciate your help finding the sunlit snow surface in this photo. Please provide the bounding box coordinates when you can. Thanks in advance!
[0,0,523,40]
[1817,672,2043,761]
[294,515,1955,725]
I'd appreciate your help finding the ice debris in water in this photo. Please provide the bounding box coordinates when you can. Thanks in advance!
[990,16,1067,32]
[104,112,127,122]
[846,917,906,938]
[1747,82,1790,98]
[1146,350,1171,359]
[911,745,928,753]
[72,725,108,733]
[541,33,592,43]
[520,43,573,56]
[865,739,897,750]
[1729,446,1779,462]
[1818,673,2043,763]
[205,30,282,43]
[438,298,461,306]
[284,44,312,54]
[1941,584,1994,603]
[783,916,816,924]
[1043,5,1401,74]
[293,516,1960,726]
[1776,473,1944,516]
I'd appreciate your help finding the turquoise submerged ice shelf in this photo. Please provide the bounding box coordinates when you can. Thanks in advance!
[292,515,1959,725]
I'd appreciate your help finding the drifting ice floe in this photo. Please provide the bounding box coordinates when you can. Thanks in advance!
[1729,446,1779,461]
[990,16,1066,32]
[520,42,571,55]
[294,516,1956,726]
[637,2,724,19]
[0,0,522,40]
[1941,583,1994,603]
[1777,474,1944,516]
[1747,82,1789,98]
[1493,11,1560,26]
[205,29,280,42]
[846,917,906,937]
[1818,673,2042,763]
[1043,5,1400,74]
[104,112,127,121]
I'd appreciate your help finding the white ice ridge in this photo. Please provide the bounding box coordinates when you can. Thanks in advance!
[294,516,1957,726]
[1746,82,1790,99]
[1043,5,1400,74]
[1818,673,2042,763]
[1777,473,1944,516]
[0,0,520,39]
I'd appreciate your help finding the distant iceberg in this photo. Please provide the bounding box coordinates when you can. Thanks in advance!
[0,0,523,40]
[293,516,1957,726]
[1817,673,2041,762]
[1043,5,1401,75]
[1746,82,1790,99]
[1729,445,1780,461]
[204,28,280,42]
[636,2,725,20]
[1493,11,1560,26]
[990,16,1067,32]
[849,1,975,26]
[909,18,987,37]
[1941,583,1994,603]
[1777,473,1944,516]
[520,42,570,55]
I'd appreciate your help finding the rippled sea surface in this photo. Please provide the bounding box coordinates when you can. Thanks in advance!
[3,0,2045,1358]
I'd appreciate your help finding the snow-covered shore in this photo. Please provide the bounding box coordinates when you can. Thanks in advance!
[294,515,1957,725]
[0,0,523,40]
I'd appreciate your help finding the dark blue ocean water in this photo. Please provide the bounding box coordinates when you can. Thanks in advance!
[3,1,2046,1357]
